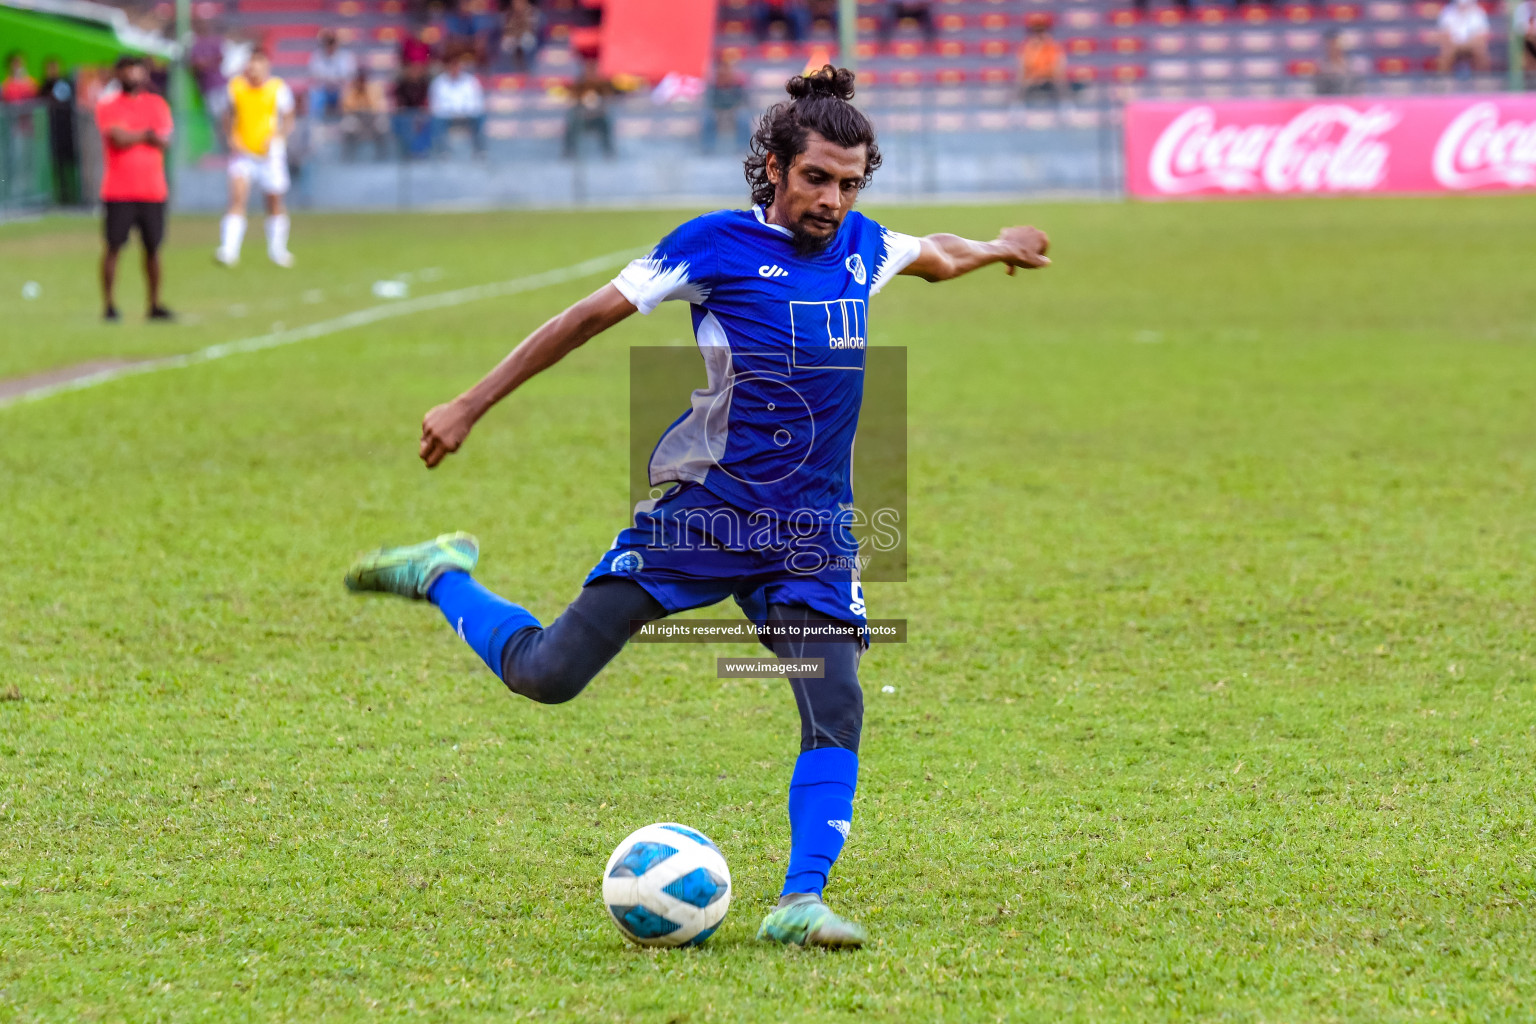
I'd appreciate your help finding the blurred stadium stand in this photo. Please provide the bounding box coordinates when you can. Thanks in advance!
[44,0,1524,204]
[196,0,1513,120]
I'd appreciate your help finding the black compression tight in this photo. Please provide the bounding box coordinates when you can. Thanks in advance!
[497,578,863,753]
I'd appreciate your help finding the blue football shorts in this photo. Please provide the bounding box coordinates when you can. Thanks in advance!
[584,482,868,636]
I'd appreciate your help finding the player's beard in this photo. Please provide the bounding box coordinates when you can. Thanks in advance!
[789,221,835,258]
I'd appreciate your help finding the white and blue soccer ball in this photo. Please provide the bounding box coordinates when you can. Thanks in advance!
[602,823,732,947]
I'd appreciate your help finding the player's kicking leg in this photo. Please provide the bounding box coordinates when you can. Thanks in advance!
[345,534,667,703]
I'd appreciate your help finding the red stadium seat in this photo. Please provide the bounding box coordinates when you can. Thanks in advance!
[1240,5,1272,22]
[1112,35,1145,53]
[935,68,966,85]
[1154,8,1185,24]
[1283,4,1314,22]
[1109,9,1140,26]
[979,66,1015,84]
[1327,3,1362,18]
[979,39,1011,57]
[1113,63,1148,80]
[1066,37,1097,54]
[1197,7,1229,24]
[1287,58,1319,74]
[1376,55,1410,73]
[237,0,324,12]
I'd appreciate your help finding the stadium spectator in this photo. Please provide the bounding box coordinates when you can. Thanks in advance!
[701,50,751,154]
[393,60,433,157]
[95,54,173,321]
[1019,17,1069,106]
[1313,28,1357,95]
[429,51,486,157]
[466,0,504,69]
[190,21,228,122]
[1435,0,1490,75]
[806,0,840,34]
[753,0,810,43]
[40,57,82,206]
[401,28,434,68]
[340,67,390,161]
[564,55,615,159]
[880,2,938,44]
[307,30,356,120]
[1517,0,1536,85]
[2,52,39,103]
[502,0,543,71]
[441,0,498,66]
[285,90,315,206]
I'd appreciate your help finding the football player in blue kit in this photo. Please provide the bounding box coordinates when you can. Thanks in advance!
[345,66,1051,949]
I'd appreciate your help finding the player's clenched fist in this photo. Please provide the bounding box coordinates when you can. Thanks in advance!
[420,399,476,468]
[997,225,1051,276]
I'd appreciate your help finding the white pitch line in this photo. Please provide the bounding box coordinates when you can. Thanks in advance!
[0,248,639,411]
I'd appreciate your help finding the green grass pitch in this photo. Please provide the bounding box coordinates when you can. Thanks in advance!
[2,194,1535,1022]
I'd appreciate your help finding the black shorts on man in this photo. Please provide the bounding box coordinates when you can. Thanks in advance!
[103,200,167,253]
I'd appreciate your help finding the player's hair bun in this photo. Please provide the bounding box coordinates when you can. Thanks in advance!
[786,65,857,103]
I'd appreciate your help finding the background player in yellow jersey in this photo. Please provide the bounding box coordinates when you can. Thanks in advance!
[216,50,297,268]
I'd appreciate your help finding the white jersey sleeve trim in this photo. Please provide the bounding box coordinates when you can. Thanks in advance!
[870,229,924,296]
[612,256,710,315]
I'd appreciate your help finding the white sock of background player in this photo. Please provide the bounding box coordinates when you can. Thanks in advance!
[219,214,246,258]
[266,214,290,259]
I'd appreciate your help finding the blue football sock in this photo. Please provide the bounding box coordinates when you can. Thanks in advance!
[427,570,541,681]
[781,746,859,898]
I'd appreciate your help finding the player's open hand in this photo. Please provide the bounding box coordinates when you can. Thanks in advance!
[997,226,1051,276]
[420,399,476,468]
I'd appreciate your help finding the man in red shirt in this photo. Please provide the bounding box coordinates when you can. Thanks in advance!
[95,55,174,322]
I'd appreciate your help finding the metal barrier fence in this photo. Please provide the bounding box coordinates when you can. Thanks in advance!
[0,101,55,218]
[168,85,1125,211]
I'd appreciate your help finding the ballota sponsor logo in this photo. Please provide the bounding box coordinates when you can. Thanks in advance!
[1126,96,1536,199]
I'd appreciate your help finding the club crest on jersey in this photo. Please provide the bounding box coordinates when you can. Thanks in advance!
[845,254,867,285]
[612,550,645,573]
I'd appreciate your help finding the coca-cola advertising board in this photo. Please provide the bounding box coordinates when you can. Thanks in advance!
[1125,95,1536,199]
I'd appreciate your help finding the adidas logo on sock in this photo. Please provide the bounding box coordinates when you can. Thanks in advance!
[827,819,851,839]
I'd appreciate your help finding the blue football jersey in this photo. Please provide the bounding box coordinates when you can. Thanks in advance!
[612,205,922,519]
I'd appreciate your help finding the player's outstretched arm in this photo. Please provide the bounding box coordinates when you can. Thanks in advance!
[900,226,1051,282]
[418,283,637,468]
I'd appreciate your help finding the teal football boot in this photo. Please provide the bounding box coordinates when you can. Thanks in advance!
[757,893,867,949]
[344,532,479,600]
